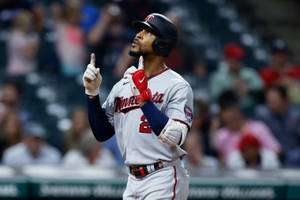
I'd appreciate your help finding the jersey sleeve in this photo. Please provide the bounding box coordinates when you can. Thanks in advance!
[102,86,116,126]
[165,82,194,129]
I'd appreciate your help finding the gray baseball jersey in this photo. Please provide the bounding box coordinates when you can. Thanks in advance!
[102,67,193,165]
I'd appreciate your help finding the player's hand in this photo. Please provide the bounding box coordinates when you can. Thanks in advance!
[123,56,144,79]
[125,56,152,105]
[83,53,102,96]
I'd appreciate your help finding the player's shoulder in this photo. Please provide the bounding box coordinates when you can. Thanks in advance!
[110,78,129,92]
[164,68,191,88]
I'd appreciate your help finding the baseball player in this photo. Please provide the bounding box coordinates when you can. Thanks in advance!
[83,13,193,199]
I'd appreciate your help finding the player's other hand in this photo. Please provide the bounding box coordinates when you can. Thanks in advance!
[124,56,152,105]
[123,56,144,79]
[83,53,103,96]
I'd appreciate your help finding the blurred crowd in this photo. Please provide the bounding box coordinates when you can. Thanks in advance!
[0,0,300,175]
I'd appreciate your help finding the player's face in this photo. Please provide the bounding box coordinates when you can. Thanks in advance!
[129,28,157,57]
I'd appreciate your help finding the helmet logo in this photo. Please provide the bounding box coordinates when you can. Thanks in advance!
[145,15,154,22]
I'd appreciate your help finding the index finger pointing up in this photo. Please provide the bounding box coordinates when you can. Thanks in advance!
[90,53,96,66]
[138,56,144,70]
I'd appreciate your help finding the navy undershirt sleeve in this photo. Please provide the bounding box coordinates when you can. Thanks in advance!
[140,100,169,136]
[87,95,115,142]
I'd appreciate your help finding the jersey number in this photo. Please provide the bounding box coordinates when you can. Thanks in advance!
[139,115,151,133]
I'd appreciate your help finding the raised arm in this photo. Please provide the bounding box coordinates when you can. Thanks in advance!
[83,53,114,141]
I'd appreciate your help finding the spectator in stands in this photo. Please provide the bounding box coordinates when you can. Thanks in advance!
[260,39,300,87]
[184,61,210,102]
[2,122,61,166]
[0,78,29,126]
[285,148,300,167]
[6,10,39,76]
[255,85,300,156]
[87,3,135,78]
[210,43,263,113]
[184,100,219,172]
[63,108,90,152]
[213,90,281,164]
[32,3,61,73]
[79,2,100,33]
[184,132,219,172]
[117,0,160,27]
[260,39,300,105]
[113,44,135,78]
[164,11,203,74]
[163,11,210,101]
[226,134,280,169]
[188,100,217,157]
[103,135,124,166]
[64,108,123,165]
[62,131,117,167]
[31,4,46,33]
[51,0,87,76]
[0,112,22,160]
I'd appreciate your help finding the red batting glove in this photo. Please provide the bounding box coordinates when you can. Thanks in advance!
[131,69,152,104]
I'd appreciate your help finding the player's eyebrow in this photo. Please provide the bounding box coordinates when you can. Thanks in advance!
[145,27,157,35]
[138,26,157,36]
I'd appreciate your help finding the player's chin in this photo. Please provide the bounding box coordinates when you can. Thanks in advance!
[129,49,141,57]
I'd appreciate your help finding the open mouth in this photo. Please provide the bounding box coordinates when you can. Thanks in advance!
[132,39,140,47]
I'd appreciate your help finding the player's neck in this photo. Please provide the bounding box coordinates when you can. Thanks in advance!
[143,55,166,77]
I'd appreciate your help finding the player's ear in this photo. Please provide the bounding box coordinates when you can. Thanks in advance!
[156,40,170,49]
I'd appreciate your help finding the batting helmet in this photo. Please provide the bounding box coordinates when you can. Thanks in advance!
[133,13,178,57]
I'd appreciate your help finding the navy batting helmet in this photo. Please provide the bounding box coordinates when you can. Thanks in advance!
[133,13,178,57]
